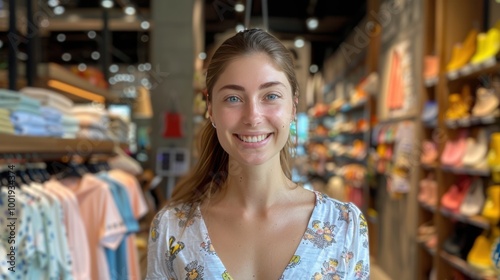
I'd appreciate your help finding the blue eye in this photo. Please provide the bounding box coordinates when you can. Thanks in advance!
[266,93,279,100]
[226,96,241,103]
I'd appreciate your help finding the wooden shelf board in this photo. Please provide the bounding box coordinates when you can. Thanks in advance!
[440,251,499,280]
[0,134,117,156]
[446,59,500,82]
[445,116,500,129]
[439,207,490,230]
[441,165,490,177]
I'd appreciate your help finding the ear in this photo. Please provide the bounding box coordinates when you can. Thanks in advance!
[292,96,298,119]
[207,101,213,122]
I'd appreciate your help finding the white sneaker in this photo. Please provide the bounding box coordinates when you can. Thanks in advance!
[472,87,499,117]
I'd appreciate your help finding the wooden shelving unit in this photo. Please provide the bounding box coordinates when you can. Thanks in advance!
[416,1,500,279]
[0,135,125,158]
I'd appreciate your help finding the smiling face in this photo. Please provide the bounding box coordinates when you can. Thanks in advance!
[208,52,296,167]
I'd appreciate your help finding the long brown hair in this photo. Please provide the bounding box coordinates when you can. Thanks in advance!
[169,29,299,208]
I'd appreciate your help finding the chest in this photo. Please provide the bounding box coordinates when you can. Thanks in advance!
[203,207,313,280]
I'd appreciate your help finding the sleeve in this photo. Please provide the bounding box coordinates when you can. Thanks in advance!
[145,208,171,279]
[343,203,370,280]
[99,185,127,250]
[126,174,149,219]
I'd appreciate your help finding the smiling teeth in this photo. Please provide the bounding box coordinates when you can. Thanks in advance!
[238,134,268,143]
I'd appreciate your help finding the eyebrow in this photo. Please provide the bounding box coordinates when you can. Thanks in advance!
[218,81,286,92]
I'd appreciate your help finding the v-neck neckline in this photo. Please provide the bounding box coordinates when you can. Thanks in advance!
[197,189,320,279]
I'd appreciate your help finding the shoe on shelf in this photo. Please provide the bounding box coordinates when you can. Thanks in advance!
[442,176,472,213]
[426,175,438,206]
[459,177,486,217]
[446,29,479,72]
[421,100,438,124]
[487,133,500,182]
[446,93,470,120]
[470,26,500,65]
[424,55,439,80]
[472,87,500,117]
[418,174,438,206]
[481,185,500,224]
[467,233,495,269]
[462,129,488,168]
[441,130,467,167]
[421,140,438,165]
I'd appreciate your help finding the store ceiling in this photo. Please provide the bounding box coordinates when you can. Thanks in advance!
[1,0,366,72]
[204,0,367,69]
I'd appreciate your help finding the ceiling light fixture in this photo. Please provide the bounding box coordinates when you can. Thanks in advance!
[62,53,71,61]
[56,33,66,42]
[235,2,245,12]
[101,0,114,8]
[236,24,245,32]
[140,21,150,30]
[109,64,119,73]
[78,63,87,72]
[48,0,60,8]
[124,6,136,15]
[294,37,305,48]
[91,51,101,60]
[306,17,319,30]
[88,31,96,39]
[309,64,319,73]
[53,6,65,15]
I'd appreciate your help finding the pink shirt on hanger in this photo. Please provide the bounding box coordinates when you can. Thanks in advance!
[60,174,127,280]
[45,179,91,280]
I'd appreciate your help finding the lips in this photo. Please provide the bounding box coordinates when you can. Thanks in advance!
[236,133,272,143]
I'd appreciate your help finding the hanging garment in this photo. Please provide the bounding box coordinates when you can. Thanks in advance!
[97,173,140,280]
[45,179,92,280]
[60,174,127,280]
[107,169,149,280]
[25,183,74,279]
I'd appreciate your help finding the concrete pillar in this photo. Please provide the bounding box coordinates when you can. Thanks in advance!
[150,0,198,198]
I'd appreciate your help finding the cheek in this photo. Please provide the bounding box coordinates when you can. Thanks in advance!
[266,107,293,129]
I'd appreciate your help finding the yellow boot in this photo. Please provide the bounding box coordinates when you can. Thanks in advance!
[481,185,500,224]
[467,232,495,269]
[488,133,500,182]
[447,29,479,71]
[471,28,500,65]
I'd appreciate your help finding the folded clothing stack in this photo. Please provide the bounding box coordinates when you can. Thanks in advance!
[0,89,41,115]
[10,110,49,136]
[20,87,77,138]
[20,87,73,115]
[41,106,64,137]
[0,108,14,135]
[61,114,80,139]
[108,114,129,143]
[72,104,112,140]
[0,89,49,136]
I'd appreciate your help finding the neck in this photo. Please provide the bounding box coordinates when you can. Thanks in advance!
[218,157,294,211]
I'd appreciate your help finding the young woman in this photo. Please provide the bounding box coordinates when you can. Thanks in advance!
[146,29,369,280]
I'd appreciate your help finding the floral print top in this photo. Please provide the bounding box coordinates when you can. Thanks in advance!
[146,190,370,280]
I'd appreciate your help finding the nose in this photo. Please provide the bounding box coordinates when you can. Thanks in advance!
[242,100,263,127]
